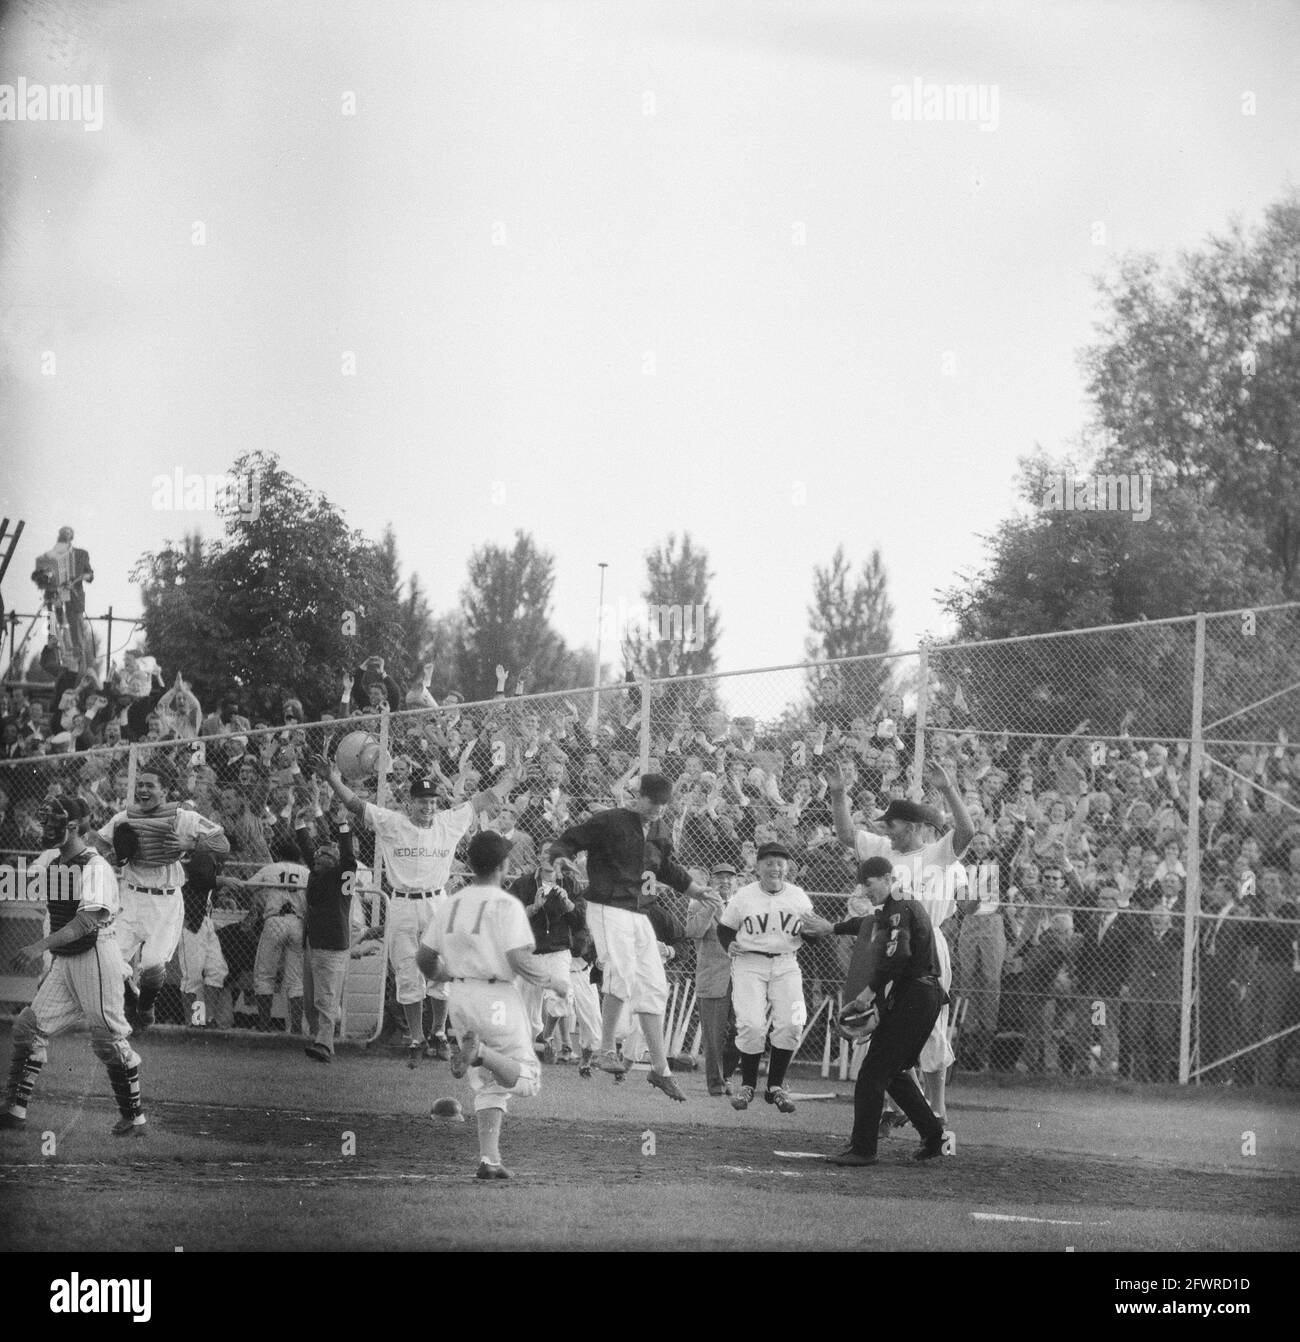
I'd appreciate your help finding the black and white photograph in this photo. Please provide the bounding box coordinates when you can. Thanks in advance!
[1,0,1298,1286]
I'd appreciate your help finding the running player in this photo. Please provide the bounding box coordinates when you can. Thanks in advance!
[416,831,570,1180]
[2,799,147,1137]
[310,753,516,1067]
[717,841,833,1113]
[91,767,230,1031]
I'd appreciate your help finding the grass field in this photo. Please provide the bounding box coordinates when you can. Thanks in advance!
[2,1025,1297,1252]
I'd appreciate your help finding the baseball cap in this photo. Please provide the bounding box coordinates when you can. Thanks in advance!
[710,862,737,877]
[756,842,792,862]
[876,798,930,825]
[409,778,437,800]
[858,856,894,882]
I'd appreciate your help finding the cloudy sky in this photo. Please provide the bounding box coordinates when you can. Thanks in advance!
[3,0,1298,679]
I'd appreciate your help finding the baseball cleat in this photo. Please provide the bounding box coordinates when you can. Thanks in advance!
[577,1061,593,1078]
[911,1134,945,1162]
[827,1147,878,1167]
[765,1086,796,1114]
[474,1161,513,1181]
[647,1070,687,1102]
[112,1116,148,1138]
[0,1111,26,1130]
[595,1049,629,1075]
[612,1071,625,1084]
[406,1042,424,1069]
[450,1031,480,1080]
[557,1046,575,1065]
[541,1039,557,1065]
[730,1084,755,1111]
[426,1036,450,1061]
[304,1043,332,1064]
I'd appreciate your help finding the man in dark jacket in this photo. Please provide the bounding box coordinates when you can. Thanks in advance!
[296,815,358,1063]
[549,774,709,1102]
[1073,882,1138,1077]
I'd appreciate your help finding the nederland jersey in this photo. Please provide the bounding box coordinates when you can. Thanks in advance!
[420,882,534,981]
[30,847,119,955]
[855,829,966,928]
[365,801,473,892]
[720,880,814,956]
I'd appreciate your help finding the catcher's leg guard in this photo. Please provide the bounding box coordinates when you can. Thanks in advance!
[102,1043,144,1122]
[136,964,165,1018]
[5,1009,49,1119]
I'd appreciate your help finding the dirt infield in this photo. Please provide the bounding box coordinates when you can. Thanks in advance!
[2,1028,1297,1251]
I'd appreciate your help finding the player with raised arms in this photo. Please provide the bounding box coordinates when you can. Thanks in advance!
[416,830,570,1180]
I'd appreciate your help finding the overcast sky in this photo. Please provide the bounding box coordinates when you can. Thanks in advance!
[3,0,1299,680]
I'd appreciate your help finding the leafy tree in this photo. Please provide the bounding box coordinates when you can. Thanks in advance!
[454,531,584,699]
[132,452,408,719]
[804,546,894,726]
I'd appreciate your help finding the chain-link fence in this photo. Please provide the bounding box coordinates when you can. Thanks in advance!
[2,604,1298,1086]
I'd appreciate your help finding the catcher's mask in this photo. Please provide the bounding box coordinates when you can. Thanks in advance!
[38,796,88,847]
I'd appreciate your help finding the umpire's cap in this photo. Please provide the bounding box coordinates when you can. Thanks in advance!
[639,773,673,805]
[858,856,894,882]
[467,831,514,878]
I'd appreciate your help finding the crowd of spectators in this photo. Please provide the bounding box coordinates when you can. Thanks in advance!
[2,651,1298,1086]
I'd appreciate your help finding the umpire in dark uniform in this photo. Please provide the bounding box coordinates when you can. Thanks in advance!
[828,866,948,1167]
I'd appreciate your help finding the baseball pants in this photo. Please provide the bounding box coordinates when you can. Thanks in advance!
[848,979,945,1158]
[254,913,304,997]
[698,993,740,1091]
[585,903,667,1015]
[302,946,350,1052]
[388,895,449,1006]
[447,980,541,1113]
[957,914,1006,1063]
[567,963,602,1051]
[519,949,572,1039]
[117,886,183,975]
[731,953,806,1053]
[919,926,955,1073]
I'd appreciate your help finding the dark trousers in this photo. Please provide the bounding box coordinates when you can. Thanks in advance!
[850,980,945,1157]
[699,994,740,1092]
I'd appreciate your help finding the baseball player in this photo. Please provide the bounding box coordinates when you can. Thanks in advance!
[826,866,948,1167]
[567,937,603,1076]
[2,799,148,1137]
[416,831,569,1180]
[548,774,711,1103]
[311,753,515,1067]
[828,759,973,1127]
[717,841,834,1114]
[91,766,230,1030]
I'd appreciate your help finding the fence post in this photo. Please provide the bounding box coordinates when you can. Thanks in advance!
[910,645,930,799]
[1178,613,1207,1086]
[125,742,138,813]
[639,678,652,773]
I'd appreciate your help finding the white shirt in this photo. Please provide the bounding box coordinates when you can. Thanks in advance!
[421,882,534,981]
[364,801,473,892]
[855,829,966,927]
[720,880,814,955]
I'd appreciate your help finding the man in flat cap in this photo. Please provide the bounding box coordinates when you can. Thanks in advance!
[716,841,834,1114]
[549,774,710,1102]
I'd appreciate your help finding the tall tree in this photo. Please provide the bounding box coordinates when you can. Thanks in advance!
[621,532,722,728]
[804,546,894,725]
[133,451,407,718]
[454,531,580,699]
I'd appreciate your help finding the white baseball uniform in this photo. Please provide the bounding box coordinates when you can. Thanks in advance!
[420,882,541,1112]
[855,829,965,1070]
[98,807,224,974]
[248,862,308,997]
[365,801,474,1006]
[567,958,602,1052]
[720,880,813,1053]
